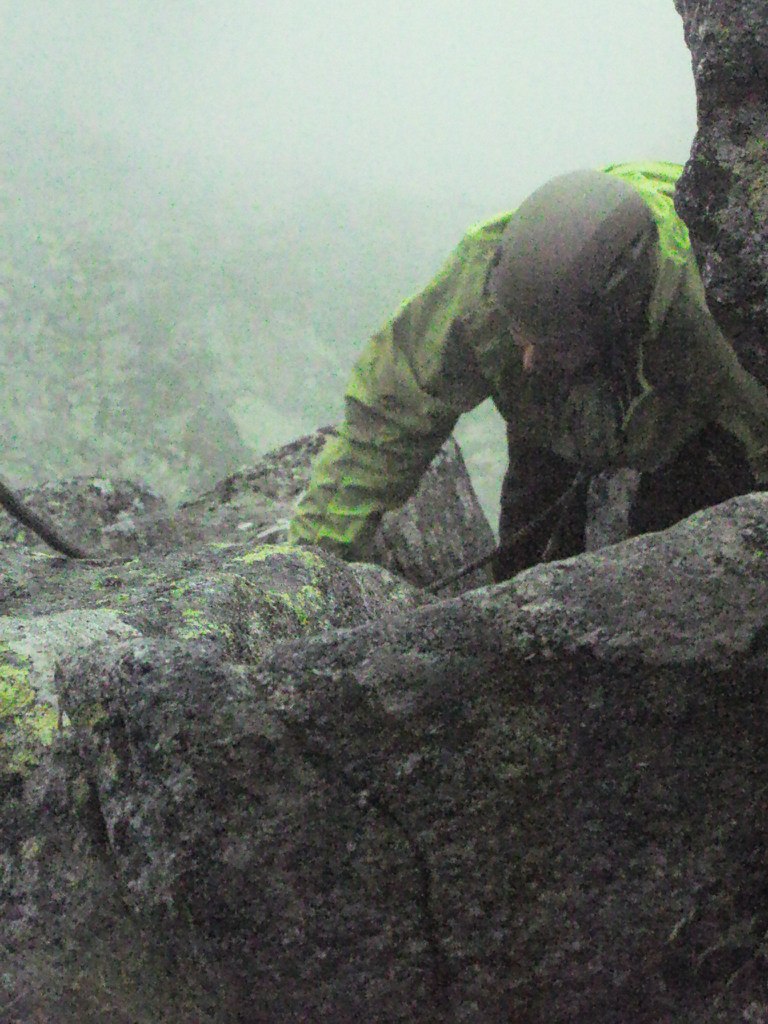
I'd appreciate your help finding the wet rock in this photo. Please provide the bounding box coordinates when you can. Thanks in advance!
[3,491,768,1021]
[5,431,768,1020]
[173,428,495,594]
[673,0,768,380]
[0,476,167,561]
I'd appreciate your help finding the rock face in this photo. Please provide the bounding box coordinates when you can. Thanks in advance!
[151,427,493,594]
[0,430,491,1022]
[673,0,768,381]
[3,418,768,1021]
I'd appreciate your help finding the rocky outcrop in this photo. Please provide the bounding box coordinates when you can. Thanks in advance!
[3,419,768,1021]
[0,428,492,594]
[0,429,494,1023]
[673,0,768,381]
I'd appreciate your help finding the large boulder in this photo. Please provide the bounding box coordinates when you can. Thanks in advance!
[0,429,496,1022]
[4,423,768,1021]
[256,496,768,1022]
[0,430,494,592]
[171,428,495,594]
[673,0,768,381]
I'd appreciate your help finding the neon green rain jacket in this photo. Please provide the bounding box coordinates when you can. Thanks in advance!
[289,161,768,559]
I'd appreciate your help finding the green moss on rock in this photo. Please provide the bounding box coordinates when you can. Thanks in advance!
[262,584,327,628]
[0,643,58,783]
[236,543,324,569]
[178,608,236,645]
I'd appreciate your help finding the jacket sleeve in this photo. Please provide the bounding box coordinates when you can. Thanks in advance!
[288,236,492,560]
[662,260,768,483]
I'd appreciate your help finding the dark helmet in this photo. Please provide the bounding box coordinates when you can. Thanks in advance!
[487,170,659,374]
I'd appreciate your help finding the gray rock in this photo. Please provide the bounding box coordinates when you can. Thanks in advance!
[6,409,768,1021]
[374,436,496,594]
[0,608,140,710]
[0,476,168,561]
[0,429,488,1024]
[585,467,642,551]
[4,487,768,1021]
[673,0,768,379]
[172,428,495,594]
[2,432,468,1024]
[254,494,768,1021]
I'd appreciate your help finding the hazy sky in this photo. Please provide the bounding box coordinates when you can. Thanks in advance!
[0,0,696,213]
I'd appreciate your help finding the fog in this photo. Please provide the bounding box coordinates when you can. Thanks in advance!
[0,1,696,517]
[1,0,694,203]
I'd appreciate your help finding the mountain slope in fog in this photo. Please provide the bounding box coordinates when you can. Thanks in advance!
[1,128,500,505]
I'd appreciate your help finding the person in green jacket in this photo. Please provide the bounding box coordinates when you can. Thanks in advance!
[289,161,768,580]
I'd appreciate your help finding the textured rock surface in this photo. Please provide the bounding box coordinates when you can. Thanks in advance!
[585,467,642,551]
[0,430,493,1022]
[256,496,768,1022]
[673,0,768,381]
[4,475,768,1019]
[373,437,495,593]
[173,428,495,594]
[0,429,493,591]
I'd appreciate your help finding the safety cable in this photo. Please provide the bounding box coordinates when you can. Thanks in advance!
[427,470,588,594]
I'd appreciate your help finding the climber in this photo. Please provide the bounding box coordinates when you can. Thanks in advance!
[288,161,768,580]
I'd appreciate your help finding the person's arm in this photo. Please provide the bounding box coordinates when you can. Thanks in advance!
[289,234,493,561]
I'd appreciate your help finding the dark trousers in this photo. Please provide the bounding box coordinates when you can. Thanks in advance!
[492,422,756,582]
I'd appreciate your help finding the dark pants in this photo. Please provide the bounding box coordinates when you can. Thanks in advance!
[492,422,756,582]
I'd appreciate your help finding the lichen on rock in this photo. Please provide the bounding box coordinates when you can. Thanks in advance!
[0,643,58,785]
[673,0,768,380]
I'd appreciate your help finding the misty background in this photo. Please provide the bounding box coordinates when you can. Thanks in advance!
[0,1,696,524]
